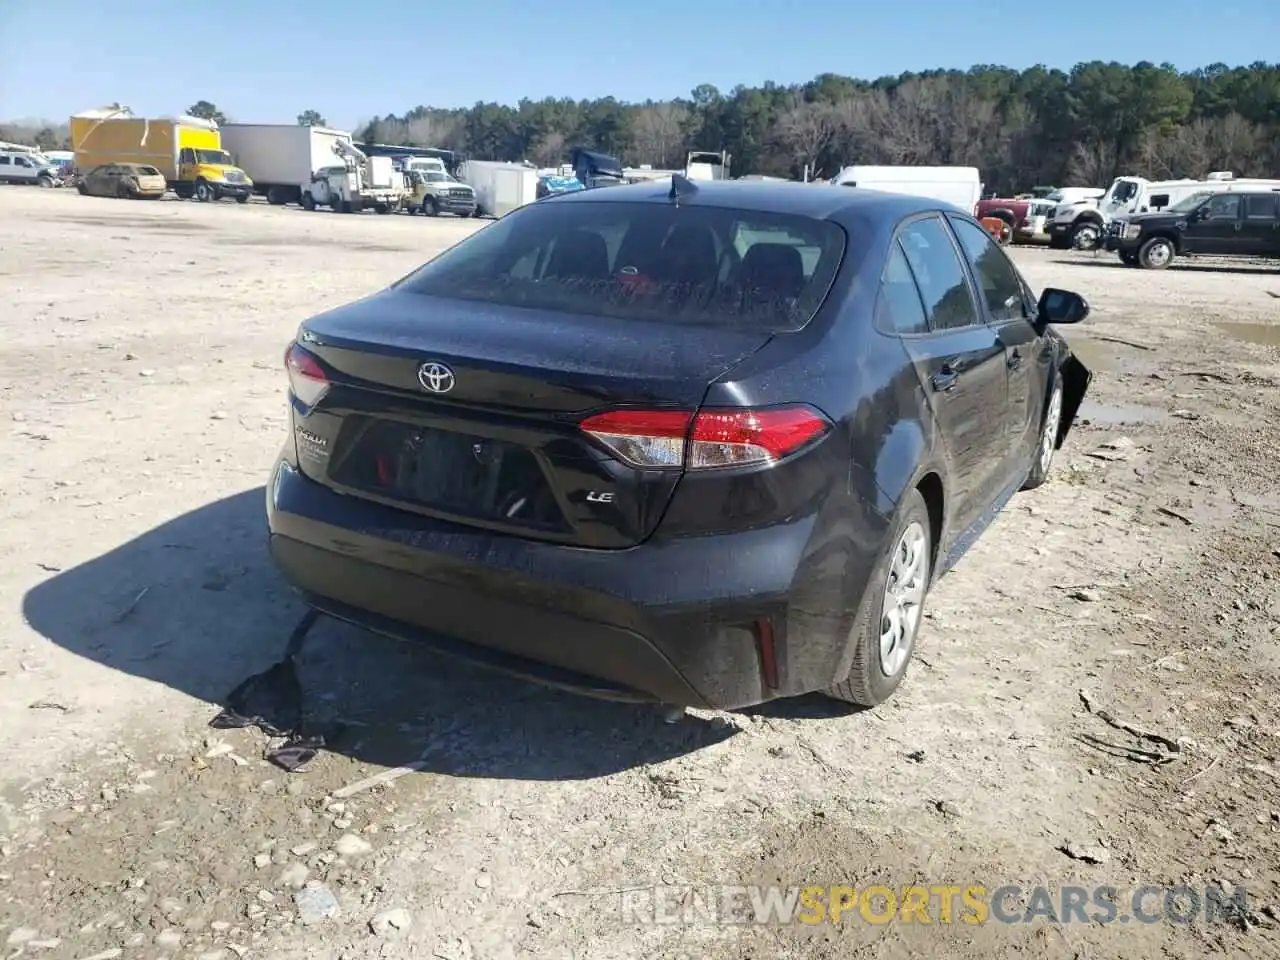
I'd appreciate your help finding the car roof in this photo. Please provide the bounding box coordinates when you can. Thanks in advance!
[546,178,962,224]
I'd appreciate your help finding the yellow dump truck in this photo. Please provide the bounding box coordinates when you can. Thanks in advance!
[70,110,253,202]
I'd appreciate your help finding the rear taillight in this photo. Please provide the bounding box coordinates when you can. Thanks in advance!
[285,342,329,409]
[579,405,832,470]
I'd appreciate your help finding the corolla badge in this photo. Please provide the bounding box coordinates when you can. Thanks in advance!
[418,361,456,394]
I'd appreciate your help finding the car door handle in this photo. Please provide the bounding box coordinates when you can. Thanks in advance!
[931,361,961,392]
[1007,348,1022,370]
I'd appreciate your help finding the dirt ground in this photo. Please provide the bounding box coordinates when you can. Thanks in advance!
[1,186,1279,960]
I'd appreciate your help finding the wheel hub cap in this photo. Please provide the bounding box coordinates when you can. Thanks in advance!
[879,521,929,676]
[1041,385,1063,472]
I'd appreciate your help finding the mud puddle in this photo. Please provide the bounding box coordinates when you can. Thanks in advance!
[1076,399,1170,425]
[1214,320,1280,348]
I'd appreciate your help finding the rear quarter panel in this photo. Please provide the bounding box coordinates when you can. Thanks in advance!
[675,208,944,693]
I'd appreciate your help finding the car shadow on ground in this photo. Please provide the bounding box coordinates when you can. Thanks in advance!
[1051,258,1279,275]
[20,488,733,780]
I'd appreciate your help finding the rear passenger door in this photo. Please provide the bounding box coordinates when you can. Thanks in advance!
[1190,193,1247,255]
[893,215,1010,535]
[947,215,1046,476]
[1241,194,1280,256]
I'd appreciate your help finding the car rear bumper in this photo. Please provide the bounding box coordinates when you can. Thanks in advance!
[266,459,825,709]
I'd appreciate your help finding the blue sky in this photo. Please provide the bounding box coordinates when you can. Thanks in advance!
[2,0,1276,129]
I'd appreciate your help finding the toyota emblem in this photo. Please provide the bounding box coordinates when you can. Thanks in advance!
[417,361,456,394]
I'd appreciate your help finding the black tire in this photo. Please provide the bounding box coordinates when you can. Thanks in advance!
[301,192,316,211]
[425,197,439,217]
[1120,251,1139,266]
[266,187,286,205]
[38,175,54,189]
[1048,235,1071,250]
[1022,374,1063,491]
[76,183,88,196]
[235,193,249,204]
[826,487,933,708]
[374,203,390,214]
[1070,219,1102,250]
[194,179,215,202]
[1138,235,1176,270]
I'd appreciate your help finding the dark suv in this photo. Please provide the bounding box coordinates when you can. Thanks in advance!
[1105,190,1280,269]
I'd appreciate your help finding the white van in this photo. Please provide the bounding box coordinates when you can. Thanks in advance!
[830,165,983,215]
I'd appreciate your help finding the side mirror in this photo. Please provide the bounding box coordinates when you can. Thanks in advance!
[1037,288,1089,328]
[1193,206,1213,222]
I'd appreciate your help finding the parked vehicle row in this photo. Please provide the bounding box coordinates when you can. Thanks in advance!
[1046,171,1280,250]
[70,109,252,202]
[977,187,1104,245]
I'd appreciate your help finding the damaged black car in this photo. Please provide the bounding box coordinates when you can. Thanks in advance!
[264,177,1092,713]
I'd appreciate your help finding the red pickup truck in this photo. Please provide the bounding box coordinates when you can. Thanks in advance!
[975,195,1052,245]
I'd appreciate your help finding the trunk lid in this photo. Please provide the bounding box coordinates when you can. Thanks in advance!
[292,289,770,548]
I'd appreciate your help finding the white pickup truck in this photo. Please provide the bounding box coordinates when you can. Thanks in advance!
[1045,172,1280,250]
[0,146,61,187]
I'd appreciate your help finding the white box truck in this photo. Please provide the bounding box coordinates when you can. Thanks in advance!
[460,160,538,218]
[220,123,353,206]
[830,165,983,216]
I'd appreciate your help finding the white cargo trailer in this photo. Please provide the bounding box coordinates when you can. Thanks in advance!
[460,160,538,218]
[221,124,353,206]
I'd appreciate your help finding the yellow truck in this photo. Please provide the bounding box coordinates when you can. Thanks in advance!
[69,110,253,202]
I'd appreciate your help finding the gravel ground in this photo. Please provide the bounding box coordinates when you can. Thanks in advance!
[1,187,1279,960]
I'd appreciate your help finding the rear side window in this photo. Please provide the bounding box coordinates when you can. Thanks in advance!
[875,241,930,335]
[1204,194,1241,220]
[395,200,847,333]
[897,217,981,331]
[138,165,160,176]
[1245,194,1277,219]
[949,218,1028,323]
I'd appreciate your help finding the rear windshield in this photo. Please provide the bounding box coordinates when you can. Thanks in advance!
[395,199,846,332]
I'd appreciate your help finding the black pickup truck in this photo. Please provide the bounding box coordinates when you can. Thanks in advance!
[1104,190,1280,268]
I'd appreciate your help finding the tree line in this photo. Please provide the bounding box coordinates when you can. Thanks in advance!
[5,61,1278,192]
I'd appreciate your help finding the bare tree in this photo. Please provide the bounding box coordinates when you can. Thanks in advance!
[1066,139,1119,185]
[935,86,998,167]
[830,91,895,166]
[530,130,566,167]
[773,96,837,176]
[406,115,462,149]
[368,118,407,144]
[630,103,689,167]
[878,80,945,165]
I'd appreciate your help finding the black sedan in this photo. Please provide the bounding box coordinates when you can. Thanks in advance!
[266,178,1091,711]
